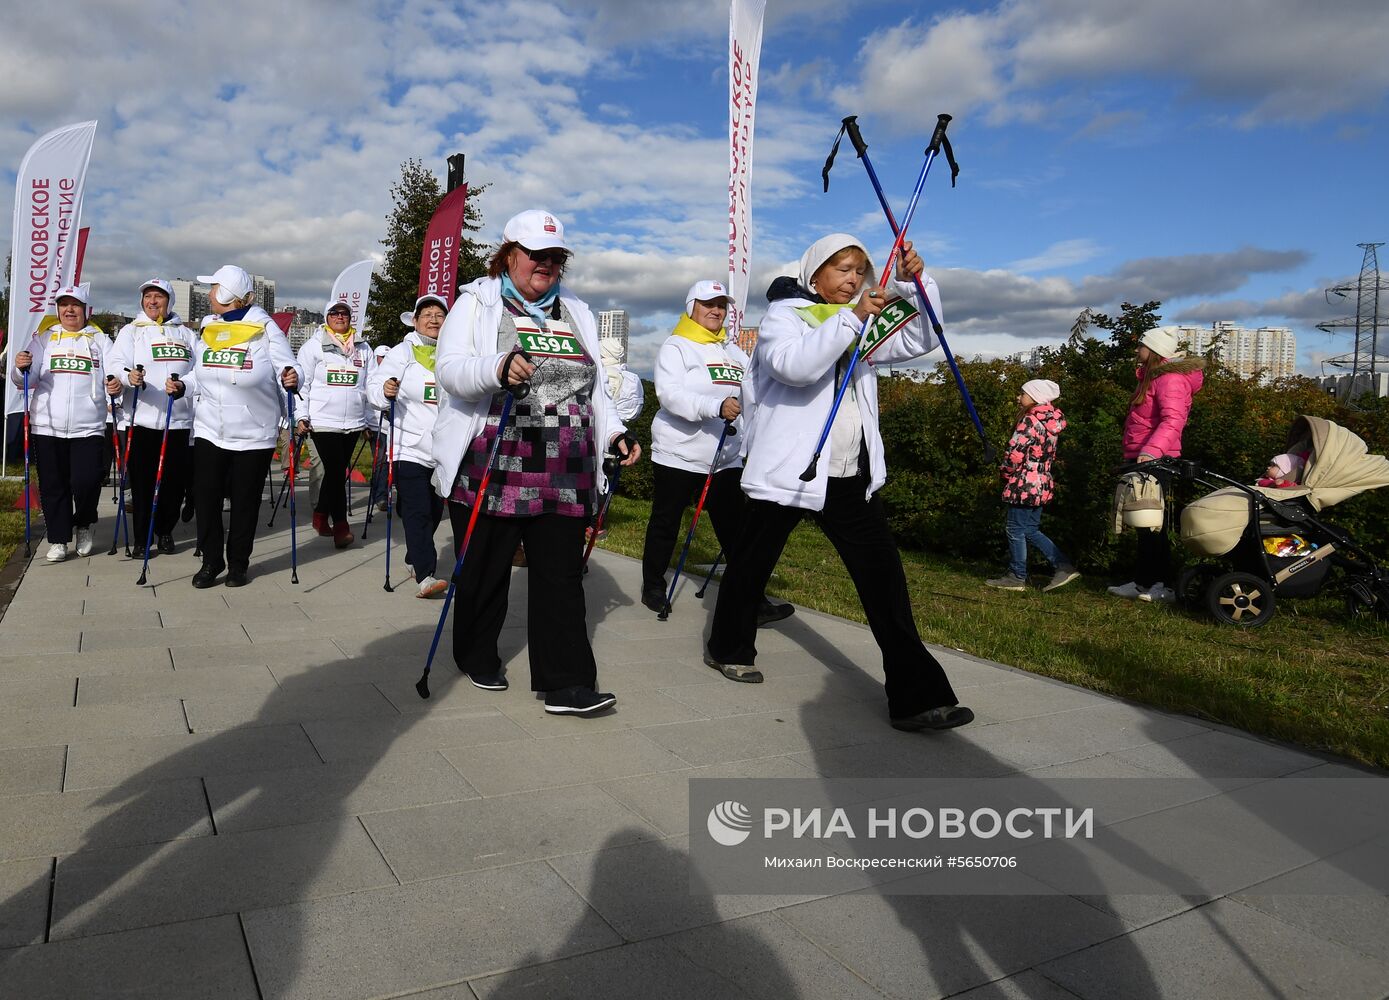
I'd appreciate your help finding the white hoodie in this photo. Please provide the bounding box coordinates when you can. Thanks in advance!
[430,276,627,498]
[109,314,197,431]
[10,324,113,438]
[180,307,304,451]
[298,327,375,432]
[367,331,439,469]
[651,334,749,474]
[740,275,942,510]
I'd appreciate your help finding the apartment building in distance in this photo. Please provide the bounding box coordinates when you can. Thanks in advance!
[1176,321,1296,383]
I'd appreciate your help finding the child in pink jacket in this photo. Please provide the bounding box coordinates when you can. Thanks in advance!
[1107,326,1206,603]
[987,379,1080,592]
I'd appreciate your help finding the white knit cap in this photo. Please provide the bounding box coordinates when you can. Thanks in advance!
[1021,379,1060,404]
[799,234,872,294]
[1140,326,1184,359]
[1270,453,1304,477]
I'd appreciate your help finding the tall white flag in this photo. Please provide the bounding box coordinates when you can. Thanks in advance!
[4,120,98,439]
[329,259,375,334]
[726,0,766,341]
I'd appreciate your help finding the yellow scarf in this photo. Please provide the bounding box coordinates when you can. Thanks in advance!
[324,325,356,354]
[672,313,725,345]
[201,321,265,349]
[793,303,853,328]
[49,323,101,341]
[411,343,436,372]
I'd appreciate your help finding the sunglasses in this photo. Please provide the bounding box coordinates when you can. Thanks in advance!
[519,247,568,265]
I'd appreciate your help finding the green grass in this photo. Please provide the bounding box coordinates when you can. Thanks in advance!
[0,469,32,567]
[596,494,1389,769]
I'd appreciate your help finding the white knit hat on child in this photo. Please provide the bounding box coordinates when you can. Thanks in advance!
[1021,379,1059,404]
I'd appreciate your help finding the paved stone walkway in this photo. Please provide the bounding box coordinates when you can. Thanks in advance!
[0,485,1386,999]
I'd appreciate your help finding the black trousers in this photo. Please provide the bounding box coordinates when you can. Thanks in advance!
[33,434,104,544]
[1133,521,1172,589]
[310,430,358,522]
[395,460,444,581]
[641,463,746,592]
[448,504,596,692]
[707,474,958,718]
[128,427,191,544]
[194,439,273,573]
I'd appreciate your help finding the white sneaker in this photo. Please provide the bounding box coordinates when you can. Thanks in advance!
[1107,581,1142,599]
[46,543,68,563]
[1139,583,1176,604]
[416,576,448,599]
[75,527,93,557]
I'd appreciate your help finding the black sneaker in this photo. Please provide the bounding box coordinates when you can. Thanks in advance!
[224,568,249,588]
[890,705,975,732]
[543,686,617,716]
[192,564,224,589]
[641,583,668,614]
[157,534,175,554]
[468,672,509,692]
[756,599,795,628]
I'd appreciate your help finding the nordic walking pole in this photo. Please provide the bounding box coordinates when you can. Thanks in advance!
[109,374,141,555]
[382,398,397,592]
[581,442,634,570]
[695,548,723,599]
[362,410,385,539]
[659,420,735,620]
[266,429,306,527]
[22,370,32,558]
[286,392,300,585]
[799,116,947,482]
[136,389,177,585]
[417,351,530,699]
[825,115,994,463]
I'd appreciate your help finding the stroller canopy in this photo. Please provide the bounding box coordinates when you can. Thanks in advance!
[1181,416,1389,557]
[1290,415,1389,511]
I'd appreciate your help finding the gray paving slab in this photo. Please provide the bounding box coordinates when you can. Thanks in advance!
[206,751,479,834]
[301,710,530,763]
[0,698,189,750]
[0,857,52,948]
[1038,898,1389,999]
[63,724,326,791]
[174,638,345,669]
[50,817,397,940]
[361,784,660,882]
[597,756,817,836]
[656,670,886,719]
[0,913,260,999]
[0,649,173,679]
[79,623,253,653]
[0,675,75,712]
[964,702,1209,770]
[1111,728,1329,778]
[240,863,622,999]
[439,729,687,797]
[0,745,67,796]
[182,682,400,732]
[469,938,755,1000]
[638,703,883,766]
[76,662,280,706]
[779,887,1134,1000]
[492,687,711,737]
[0,778,211,861]
[948,970,1084,999]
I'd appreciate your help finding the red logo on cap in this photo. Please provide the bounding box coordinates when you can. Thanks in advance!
[713,283,724,292]
[544,216,557,233]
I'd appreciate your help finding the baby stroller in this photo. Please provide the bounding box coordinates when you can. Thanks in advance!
[1138,416,1389,626]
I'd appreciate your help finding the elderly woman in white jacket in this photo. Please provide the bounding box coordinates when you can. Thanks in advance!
[110,279,197,555]
[703,234,973,732]
[296,299,375,548]
[368,294,448,598]
[165,265,301,588]
[431,209,639,717]
[11,283,121,561]
[639,279,791,628]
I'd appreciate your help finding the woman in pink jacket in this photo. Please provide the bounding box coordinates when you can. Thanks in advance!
[1108,326,1205,603]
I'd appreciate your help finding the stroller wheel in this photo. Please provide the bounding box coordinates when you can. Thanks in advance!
[1177,564,1221,608]
[1344,575,1389,621]
[1206,571,1276,628]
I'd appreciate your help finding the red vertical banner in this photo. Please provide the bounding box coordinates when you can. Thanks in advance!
[272,311,295,334]
[417,184,469,308]
[73,227,90,282]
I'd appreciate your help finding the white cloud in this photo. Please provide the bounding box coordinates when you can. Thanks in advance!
[1008,238,1103,273]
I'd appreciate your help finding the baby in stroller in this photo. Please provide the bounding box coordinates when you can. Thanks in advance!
[1257,452,1306,490]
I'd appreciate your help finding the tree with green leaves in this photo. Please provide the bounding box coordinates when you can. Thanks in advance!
[1091,300,1162,352]
[365,159,489,347]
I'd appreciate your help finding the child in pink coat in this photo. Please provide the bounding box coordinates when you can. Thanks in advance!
[1107,326,1206,603]
[986,379,1080,592]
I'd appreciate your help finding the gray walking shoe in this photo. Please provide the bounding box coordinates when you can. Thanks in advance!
[984,573,1026,591]
[1043,566,1081,592]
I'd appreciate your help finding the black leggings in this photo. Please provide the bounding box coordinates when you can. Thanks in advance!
[127,427,191,543]
[641,463,746,591]
[33,434,104,544]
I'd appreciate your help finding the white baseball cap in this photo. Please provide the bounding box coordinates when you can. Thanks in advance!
[399,294,449,327]
[197,264,255,304]
[324,299,352,316]
[139,278,173,299]
[53,282,91,306]
[685,279,731,315]
[502,209,568,252]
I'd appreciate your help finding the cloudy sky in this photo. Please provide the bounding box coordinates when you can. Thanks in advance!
[4,0,1387,375]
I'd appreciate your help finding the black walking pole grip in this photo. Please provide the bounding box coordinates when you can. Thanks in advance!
[927,114,960,187]
[822,117,851,192]
[844,116,868,158]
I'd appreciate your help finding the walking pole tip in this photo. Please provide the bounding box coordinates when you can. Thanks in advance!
[415,674,431,700]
